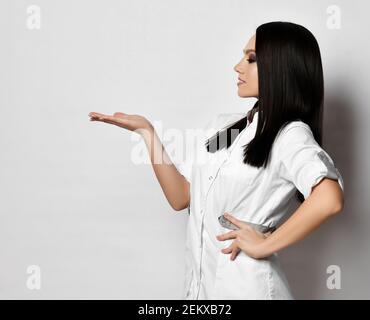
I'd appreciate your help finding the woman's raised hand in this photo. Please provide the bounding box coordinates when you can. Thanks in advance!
[88,111,190,211]
[88,112,153,136]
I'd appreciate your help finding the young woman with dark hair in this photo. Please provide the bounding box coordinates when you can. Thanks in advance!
[88,21,344,300]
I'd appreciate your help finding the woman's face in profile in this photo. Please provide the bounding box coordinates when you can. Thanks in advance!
[234,34,259,98]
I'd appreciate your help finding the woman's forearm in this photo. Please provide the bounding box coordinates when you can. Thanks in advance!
[140,125,190,212]
[256,178,344,258]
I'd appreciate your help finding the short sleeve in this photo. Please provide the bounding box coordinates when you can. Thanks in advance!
[276,123,344,200]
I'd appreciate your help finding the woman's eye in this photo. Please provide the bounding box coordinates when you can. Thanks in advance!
[246,54,256,63]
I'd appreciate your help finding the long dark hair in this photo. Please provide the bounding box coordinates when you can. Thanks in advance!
[205,21,324,203]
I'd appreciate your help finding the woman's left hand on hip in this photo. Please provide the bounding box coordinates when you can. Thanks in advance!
[216,213,271,260]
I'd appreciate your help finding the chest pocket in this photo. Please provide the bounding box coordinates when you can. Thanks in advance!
[218,156,262,187]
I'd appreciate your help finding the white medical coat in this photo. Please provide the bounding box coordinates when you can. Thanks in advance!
[176,110,344,300]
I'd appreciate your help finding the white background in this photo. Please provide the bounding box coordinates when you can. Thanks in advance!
[0,0,369,299]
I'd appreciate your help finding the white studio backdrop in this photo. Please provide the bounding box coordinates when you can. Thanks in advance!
[0,0,369,299]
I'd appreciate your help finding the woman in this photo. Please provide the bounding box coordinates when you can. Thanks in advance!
[88,21,345,299]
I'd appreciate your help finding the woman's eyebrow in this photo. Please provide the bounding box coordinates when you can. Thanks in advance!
[243,49,255,55]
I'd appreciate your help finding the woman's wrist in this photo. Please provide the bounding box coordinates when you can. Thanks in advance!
[138,123,155,141]
[254,238,275,259]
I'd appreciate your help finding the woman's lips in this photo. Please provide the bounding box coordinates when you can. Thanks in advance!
[237,78,246,86]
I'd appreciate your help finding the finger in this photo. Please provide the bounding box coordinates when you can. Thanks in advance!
[89,113,119,123]
[216,230,238,241]
[230,246,241,261]
[89,113,106,121]
[100,119,118,125]
[89,112,107,118]
[98,115,116,122]
[223,213,249,229]
[96,115,127,125]
[221,244,233,254]
[106,115,131,124]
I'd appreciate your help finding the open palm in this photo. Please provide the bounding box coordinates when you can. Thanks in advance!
[88,111,152,135]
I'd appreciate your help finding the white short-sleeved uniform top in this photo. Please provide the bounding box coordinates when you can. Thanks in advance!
[176,110,344,300]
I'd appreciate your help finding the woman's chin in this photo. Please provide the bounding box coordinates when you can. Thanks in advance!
[237,88,258,98]
[237,90,251,98]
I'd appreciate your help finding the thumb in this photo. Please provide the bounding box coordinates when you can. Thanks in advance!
[113,112,127,118]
